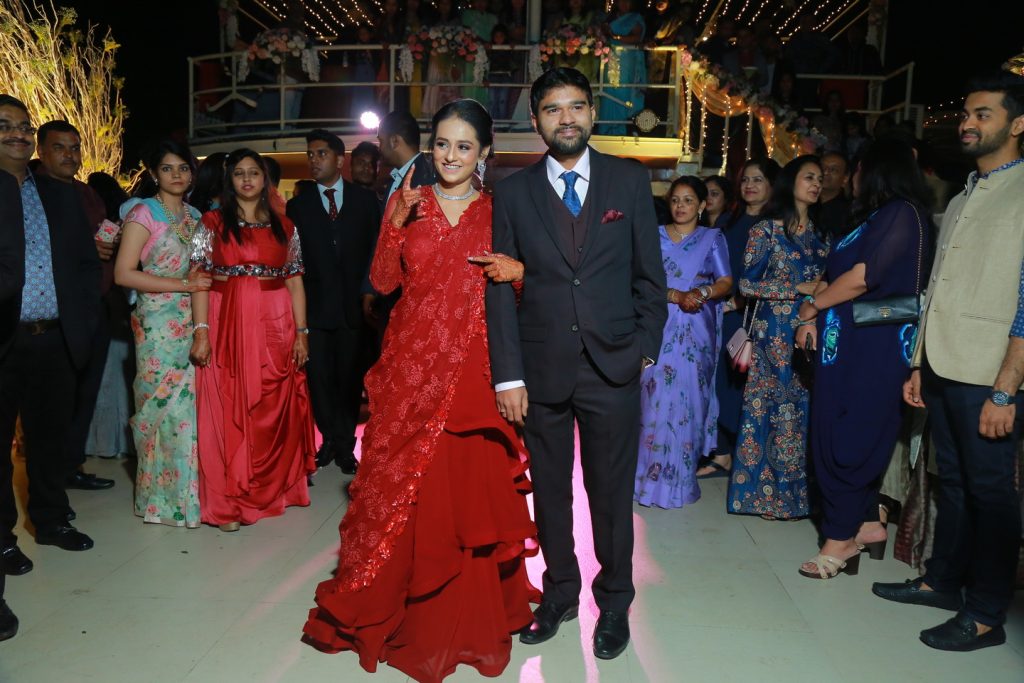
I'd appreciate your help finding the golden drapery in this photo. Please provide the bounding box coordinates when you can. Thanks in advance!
[680,57,811,166]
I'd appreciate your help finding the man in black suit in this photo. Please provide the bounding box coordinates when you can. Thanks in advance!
[0,95,101,569]
[286,129,382,474]
[0,168,24,641]
[485,69,667,660]
[35,120,116,494]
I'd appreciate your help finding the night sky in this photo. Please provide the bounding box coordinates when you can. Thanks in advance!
[56,0,1024,170]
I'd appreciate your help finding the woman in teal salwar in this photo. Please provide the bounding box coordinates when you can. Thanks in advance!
[114,140,211,528]
[599,0,646,134]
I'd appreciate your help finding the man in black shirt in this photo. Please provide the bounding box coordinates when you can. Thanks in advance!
[818,151,852,239]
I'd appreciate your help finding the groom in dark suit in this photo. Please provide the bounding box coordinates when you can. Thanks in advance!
[287,129,382,474]
[485,68,667,660]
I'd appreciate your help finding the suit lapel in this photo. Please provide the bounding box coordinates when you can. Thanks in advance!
[578,148,609,267]
[526,159,574,268]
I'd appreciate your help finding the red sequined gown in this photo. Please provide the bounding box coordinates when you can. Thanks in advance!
[302,189,540,682]
[192,212,316,525]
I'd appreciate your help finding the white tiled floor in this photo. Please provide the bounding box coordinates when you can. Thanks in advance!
[2,454,1022,682]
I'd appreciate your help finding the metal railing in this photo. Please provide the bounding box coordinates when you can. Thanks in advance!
[188,44,686,141]
[794,62,919,134]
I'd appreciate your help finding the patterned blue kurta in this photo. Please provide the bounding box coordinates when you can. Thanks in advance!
[728,219,828,518]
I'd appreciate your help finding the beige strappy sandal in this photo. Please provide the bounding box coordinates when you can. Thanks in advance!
[798,552,861,579]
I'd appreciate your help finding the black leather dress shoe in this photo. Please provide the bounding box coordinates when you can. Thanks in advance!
[519,601,579,645]
[593,610,630,660]
[1,546,33,575]
[920,612,1006,651]
[0,600,17,641]
[35,525,94,551]
[65,471,114,490]
[338,453,359,475]
[315,440,335,469]
[871,577,962,611]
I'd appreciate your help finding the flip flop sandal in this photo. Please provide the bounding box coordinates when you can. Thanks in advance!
[696,460,731,479]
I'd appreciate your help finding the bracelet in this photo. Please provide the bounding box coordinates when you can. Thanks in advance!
[803,295,819,310]
[182,277,189,290]
[796,319,816,327]
[193,322,210,332]
[295,327,310,335]
[698,285,712,301]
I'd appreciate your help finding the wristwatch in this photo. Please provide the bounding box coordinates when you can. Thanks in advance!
[990,390,1015,407]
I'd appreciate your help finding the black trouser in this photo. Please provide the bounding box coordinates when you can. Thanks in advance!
[921,362,1022,627]
[524,350,640,614]
[64,298,110,473]
[307,326,367,461]
[0,325,76,546]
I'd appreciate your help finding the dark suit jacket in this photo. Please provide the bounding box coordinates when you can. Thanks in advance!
[486,148,667,403]
[0,172,101,368]
[287,179,382,330]
[0,170,25,360]
[407,152,436,189]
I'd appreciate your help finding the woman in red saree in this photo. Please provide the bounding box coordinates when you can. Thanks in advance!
[189,149,316,531]
[302,100,539,682]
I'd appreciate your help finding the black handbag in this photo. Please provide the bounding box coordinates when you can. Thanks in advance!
[851,203,924,327]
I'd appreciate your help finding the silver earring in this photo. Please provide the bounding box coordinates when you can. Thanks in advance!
[476,159,486,182]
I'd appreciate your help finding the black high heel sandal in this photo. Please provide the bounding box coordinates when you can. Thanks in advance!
[858,539,887,560]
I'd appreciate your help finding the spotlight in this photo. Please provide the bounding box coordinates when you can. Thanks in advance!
[360,111,380,130]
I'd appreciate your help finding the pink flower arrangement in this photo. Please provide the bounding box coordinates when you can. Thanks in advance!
[416,25,480,63]
[241,26,320,81]
[247,27,312,65]
[539,24,611,63]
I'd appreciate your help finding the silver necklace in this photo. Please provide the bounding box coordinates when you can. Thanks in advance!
[433,183,475,201]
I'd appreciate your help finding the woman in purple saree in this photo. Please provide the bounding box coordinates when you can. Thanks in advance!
[635,176,733,509]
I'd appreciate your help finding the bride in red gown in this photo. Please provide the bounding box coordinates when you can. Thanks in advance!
[302,101,540,681]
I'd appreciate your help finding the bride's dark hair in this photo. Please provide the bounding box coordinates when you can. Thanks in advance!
[428,99,494,156]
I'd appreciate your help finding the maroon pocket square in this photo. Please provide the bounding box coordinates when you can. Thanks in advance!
[601,209,625,224]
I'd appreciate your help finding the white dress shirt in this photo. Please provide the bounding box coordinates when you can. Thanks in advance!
[317,176,345,215]
[494,149,592,393]
[545,147,591,206]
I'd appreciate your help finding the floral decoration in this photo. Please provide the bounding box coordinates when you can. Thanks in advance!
[238,26,320,82]
[539,24,611,63]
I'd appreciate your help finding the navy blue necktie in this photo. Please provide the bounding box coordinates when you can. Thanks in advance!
[560,170,582,218]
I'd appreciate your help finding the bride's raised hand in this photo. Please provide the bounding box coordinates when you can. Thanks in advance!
[389,170,425,227]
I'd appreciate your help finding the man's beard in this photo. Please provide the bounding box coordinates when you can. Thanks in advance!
[961,124,1011,159]
[543,123,591,157]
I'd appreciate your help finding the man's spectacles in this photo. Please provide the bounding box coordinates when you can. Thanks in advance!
[0,122,37,135]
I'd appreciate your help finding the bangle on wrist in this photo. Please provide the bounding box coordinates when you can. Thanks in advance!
[803,294,819,310]
[182,277,189,290]
[194,322,209,333]
[796,319,815,327]
[295,327,310,335]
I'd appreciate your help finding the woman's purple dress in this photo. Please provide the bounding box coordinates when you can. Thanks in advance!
[635,226,731,509]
